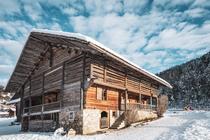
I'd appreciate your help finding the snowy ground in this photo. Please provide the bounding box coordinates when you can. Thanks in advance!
[0,111,210,140]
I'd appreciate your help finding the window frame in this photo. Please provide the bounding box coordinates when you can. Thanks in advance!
[96,87,108,101]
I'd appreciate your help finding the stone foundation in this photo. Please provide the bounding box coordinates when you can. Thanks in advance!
[59,108,83,134]
[82,109,120,134]
[83,109,100,134]
[28,120,56,132]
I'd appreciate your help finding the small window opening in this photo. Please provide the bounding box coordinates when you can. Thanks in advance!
[96,87,107,100]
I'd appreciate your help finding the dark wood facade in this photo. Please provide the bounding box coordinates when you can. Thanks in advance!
[6,30,171,134]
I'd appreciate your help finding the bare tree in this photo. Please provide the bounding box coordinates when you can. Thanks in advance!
[124,109,139,126]
[157,95,168,117]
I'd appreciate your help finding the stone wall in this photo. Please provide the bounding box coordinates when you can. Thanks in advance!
[59,108,83,134]
[28,120,56,132]
[125,110,157,124]
[82,109,120,134]
[29,120,42,131]
[82,109,100,134]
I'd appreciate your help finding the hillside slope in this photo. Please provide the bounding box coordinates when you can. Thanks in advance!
[158,52,210,109]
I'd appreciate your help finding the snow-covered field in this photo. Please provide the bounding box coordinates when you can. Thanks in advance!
[0,111,209,140]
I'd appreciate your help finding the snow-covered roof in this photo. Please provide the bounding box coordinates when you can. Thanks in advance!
[0,111,8,115]
[33,29,172,88]
[9,108,16,111]
[6,29,172,94]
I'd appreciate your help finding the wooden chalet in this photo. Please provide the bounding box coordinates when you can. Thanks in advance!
[5,29,172,134]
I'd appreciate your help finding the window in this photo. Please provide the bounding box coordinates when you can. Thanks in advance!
[30,115,41,120]
[31,95,42,106]
[69,111,75,121]
[43,113,59,122]
[97,87,107,100]
[112,111,116,117]
[24,99,29,107]
[44,92,58,104]
[43,114,51,120]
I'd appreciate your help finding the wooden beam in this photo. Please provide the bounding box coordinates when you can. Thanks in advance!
[125,72,128,88]
[29,77,32,118]
[103,58,107,83]
[93,80,126,91]
[19,63,33,69]
[139,80,141,103]
[81,53,86,110]
[150,91,153,110]
[20,86,24,131]
[125,90,128,111]
[41,72,44,132]
[60,63,65,108]
[13,72,28,78]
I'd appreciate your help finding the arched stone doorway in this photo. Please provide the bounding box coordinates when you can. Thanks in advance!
[100,111,108,128]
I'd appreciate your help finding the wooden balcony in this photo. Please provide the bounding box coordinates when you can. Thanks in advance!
[23,101,60,115]
[120,103,157,111]
[43,101,60,112]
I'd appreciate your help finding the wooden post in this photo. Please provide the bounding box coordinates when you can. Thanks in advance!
[124,71,128,111]
[125,90,128,111]
[139,81,141,104]
[103,58,107,83]
[119,92,121,110]
[81,53,86,110]
[139,93,142,103]
[20,86,24,131]
[125,73,127,88]
[49,46,53,67]
[60,62,65,109]
[41,73,45,132]
[29,77,31,120]
[150,93,153,111]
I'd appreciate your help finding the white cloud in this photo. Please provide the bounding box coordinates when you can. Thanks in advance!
[153,0,195,8]
[0,0,209,77]
[185,8,209,18]
[72,13,147,54]
[123,0,150,14]
[0,78,8,87]
[145,21,210,51]
[0,20,32,38]
[63,8,78,16]
[191,0,210,8]
[0,64,14,75]
[0,39,23,58]
[84,0,123,15]
[22,1,43,21]
[0,0,20,16]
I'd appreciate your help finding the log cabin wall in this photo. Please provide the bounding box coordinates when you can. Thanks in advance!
[88,54,160,99]
[85,85,119,110]
[21,45,90,133]
[82,54,160,134]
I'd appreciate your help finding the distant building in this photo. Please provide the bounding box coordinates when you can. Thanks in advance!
[5,29,172,134]
[7,98,21,121]
[8,108,16,117]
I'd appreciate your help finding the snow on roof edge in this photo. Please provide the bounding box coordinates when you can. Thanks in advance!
[32,29,172,88]
[6,98,20,104]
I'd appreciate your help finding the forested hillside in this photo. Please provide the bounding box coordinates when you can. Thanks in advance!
[158,52,210,109]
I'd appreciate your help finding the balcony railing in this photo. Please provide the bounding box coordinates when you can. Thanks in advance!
[23,101,60,115]
[120,103,157,111]
[43,101,60,112]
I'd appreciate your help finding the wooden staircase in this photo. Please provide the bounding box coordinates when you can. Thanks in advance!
[110,112,126,129]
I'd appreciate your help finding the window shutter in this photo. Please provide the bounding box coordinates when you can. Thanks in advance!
[97,87,102,100]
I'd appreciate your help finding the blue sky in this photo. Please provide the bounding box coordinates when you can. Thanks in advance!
[0,0,210,86]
